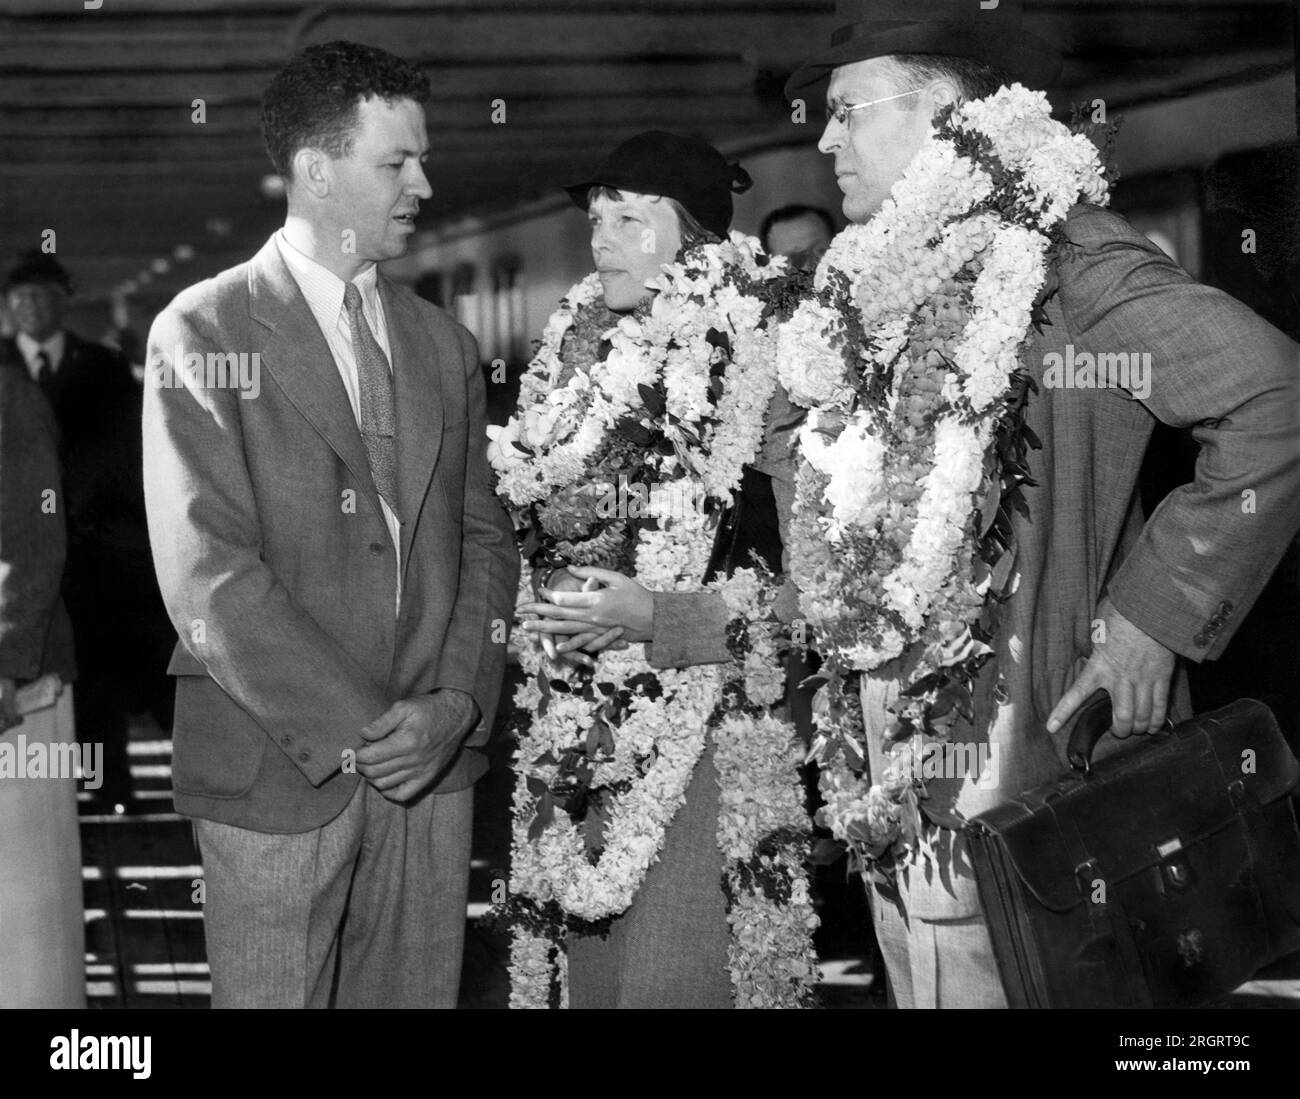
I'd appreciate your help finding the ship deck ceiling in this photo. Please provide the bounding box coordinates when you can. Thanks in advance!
[0,0,1293,300]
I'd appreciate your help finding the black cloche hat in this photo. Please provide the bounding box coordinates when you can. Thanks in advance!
[565,130,752,239]
[785,0,1063,98]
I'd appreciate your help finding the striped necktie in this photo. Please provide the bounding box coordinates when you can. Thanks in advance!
[342,282,400,518]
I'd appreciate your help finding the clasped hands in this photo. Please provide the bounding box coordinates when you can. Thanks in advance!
[517,565,654,670]
[355,687,479,803]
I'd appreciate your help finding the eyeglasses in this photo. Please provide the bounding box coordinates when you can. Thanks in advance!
[824,88,923,127]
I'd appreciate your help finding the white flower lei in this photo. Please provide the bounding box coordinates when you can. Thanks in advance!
[775,85,1111,872]
[497,234,819,1007]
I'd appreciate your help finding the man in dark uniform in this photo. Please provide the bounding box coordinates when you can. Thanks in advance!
[2,251,172,811]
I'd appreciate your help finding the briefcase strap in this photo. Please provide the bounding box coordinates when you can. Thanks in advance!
[1229,779,1275,946]
[1059,807,1153,1008]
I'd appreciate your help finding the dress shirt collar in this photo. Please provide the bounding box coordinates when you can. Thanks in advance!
[16,330,66,375]
[275,230,381,335]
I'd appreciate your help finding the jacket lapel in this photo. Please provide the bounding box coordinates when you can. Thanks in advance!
[380,274,443,567]
[248,238,383,522]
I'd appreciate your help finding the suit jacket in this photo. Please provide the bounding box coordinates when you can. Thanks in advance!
[859,203,1300,917]
[0,333,157,664]
[0,363,75,682]
[0,331,135,424]
[143,236,519,833]
[0,332,141,534]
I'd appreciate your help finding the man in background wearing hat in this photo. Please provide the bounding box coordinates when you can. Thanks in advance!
[2,251,154,813]
[0,331,84,1007]
[786,0,1300,1007]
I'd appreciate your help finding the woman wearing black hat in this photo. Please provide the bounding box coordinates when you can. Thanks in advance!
[494,132,818,1009]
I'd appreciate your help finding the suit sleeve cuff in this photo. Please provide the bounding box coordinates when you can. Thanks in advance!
[432,682,494,747]
[1106,562,1232,663]
[646,590,732,669]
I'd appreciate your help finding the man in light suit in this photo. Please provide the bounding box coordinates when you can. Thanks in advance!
[143,41,518,1008]
[783,0,1300,1006]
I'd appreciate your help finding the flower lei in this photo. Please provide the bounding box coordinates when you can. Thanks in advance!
[776,85,1113,874]
[490,234,819,1007]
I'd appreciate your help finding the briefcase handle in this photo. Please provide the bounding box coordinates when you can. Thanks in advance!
[1064,688,1112,774]
[1065,688,1180,774]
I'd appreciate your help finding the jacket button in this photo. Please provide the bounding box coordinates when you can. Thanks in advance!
[1217,600,1233,615]
[369,542,385,555]
[1193,631,1207,647]
[298,751,310,762]
[280,736,293,746]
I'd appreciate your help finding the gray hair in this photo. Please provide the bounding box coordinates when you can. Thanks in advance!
[885,54,1011,103]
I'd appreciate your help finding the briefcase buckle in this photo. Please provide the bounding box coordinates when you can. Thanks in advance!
[1156,836,1195,892]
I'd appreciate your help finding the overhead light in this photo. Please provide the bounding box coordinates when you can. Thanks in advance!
[260,174,287,200]
[137,271,153,286]
[151,258,171,275]
[121,280,138,295]
[173,244,195,262]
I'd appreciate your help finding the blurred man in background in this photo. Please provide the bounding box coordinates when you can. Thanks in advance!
[759,203,835,267]
[0,356,84,1007]
[1,251,172,812]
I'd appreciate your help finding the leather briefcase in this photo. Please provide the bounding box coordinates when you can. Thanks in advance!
[966,692,1300,1008]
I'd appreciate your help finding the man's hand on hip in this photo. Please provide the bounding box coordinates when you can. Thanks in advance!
[356,688,479,803]
[1047,596,1177,739]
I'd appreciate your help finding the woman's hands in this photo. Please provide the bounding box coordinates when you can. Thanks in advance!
[526,568,624,669]
[519,565,653,669]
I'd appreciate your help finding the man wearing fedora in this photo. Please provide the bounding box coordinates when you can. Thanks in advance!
[786,0,1300,1007]
[2,252,153,812]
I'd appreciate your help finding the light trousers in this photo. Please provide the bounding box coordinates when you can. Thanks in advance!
[869,864,1008,1009]
[195,779,472,1008]
[0,686,85,1008]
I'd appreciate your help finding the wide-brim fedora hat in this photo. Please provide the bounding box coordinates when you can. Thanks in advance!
[785,0,1063,97]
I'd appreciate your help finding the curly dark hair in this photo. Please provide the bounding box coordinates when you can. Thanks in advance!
[261,40,431,179]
